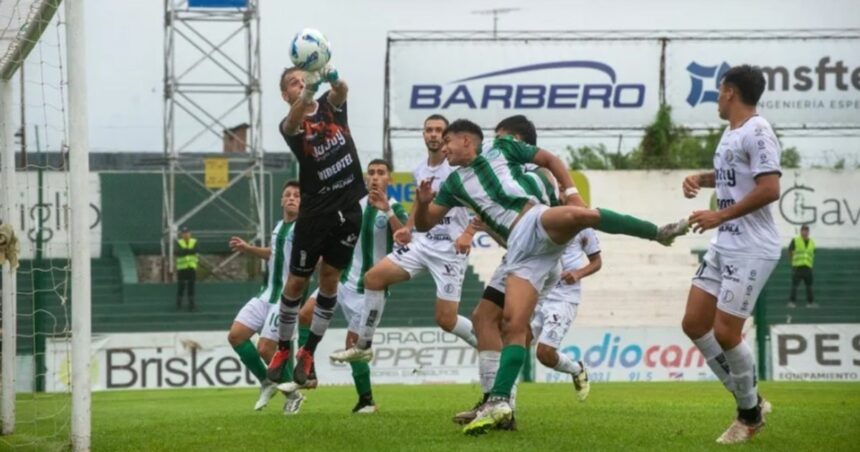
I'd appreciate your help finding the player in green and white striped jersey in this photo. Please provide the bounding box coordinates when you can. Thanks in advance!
[335,119,689,432]
[282,159,407,414]
[227,181,304,413]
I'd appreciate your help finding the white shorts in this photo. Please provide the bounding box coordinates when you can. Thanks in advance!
[310,284,364,333]
[531,300,579,349]
[387,238,466,302]
[234,297,280,341]
[691,248,778,319]
[505,205,566,293]
[487,253,561,301]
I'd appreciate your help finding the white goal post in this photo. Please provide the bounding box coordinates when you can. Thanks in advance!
[0,0,91,450]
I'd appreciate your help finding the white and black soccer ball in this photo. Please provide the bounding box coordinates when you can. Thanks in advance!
[289,28,331,72]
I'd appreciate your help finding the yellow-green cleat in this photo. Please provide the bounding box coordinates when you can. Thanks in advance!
[462,398,513,435]
[573,361,590,402]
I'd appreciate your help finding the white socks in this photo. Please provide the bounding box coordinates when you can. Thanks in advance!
[357,289,385,349]
[724,340,758,410]
[451,315,478,348]
[552,352,582,375]
[692,329,736,392]
[478,350,500,394]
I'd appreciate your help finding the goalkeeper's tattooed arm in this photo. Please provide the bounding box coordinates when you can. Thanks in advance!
[322,64,348,108]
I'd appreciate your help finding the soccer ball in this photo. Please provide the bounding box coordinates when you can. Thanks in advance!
[289,28,331,72]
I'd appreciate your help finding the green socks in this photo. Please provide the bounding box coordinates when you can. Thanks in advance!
[490,345,527,398]
[350,362,372,397]
[596,208,658,240]
[233,340,267,384]
[299,325,310,348]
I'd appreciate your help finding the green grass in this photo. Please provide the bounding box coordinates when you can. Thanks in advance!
[3,382,860,451]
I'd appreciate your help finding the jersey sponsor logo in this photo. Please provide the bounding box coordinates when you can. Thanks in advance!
[318,153,355,181]
[302,120,348,161]
[410,60,646,111]
[716,198,736,209]
[718,222,742,235]
[714,168,737,187]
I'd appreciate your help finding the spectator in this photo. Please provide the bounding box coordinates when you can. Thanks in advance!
[176,226,198,311]
[788,225,815,308]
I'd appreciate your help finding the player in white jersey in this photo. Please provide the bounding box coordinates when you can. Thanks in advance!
[330,114,478,359]
[335,119,689,434]
[283,159,408,414]
[680,65,780,444]
[529,228,601,399]
[226,181,304,412]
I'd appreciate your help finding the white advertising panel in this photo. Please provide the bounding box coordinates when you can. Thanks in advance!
[45,328,479,392]
[534,326,756,383]
[666,39,860,128]
[771,324,860,381]
[2,172,102,259]
[389,40,662,129]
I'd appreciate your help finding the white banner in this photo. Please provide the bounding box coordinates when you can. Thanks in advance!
[535,326,756,383]
[2,172,102,259]
[45,328,478,392]
[666,39,860,128]
[771,324,860,381]
[389,40,662,130]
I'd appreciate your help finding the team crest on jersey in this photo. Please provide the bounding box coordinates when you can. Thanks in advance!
[375,215,387,229]
[483,148,501,160]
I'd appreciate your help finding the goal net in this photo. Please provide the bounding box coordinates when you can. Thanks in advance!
[1,0,90,450]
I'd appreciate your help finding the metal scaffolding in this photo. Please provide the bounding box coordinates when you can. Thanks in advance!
[162,0,264,280]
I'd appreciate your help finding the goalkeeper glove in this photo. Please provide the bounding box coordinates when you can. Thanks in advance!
[319,63,340,85]
[300,71,323,104]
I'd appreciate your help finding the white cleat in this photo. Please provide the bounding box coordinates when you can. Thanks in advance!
[655,219,689,246]
[716,418,764,444]
[573,361,590,402]
[283,391,305,416]
[462,398,513,435]
[277,378,318,394]
[329,346,374,363]
[254,380,279,411]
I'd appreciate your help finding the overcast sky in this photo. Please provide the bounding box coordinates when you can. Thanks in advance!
[9,0,860,169]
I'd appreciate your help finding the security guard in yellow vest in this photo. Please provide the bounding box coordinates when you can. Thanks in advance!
[176,226,199,311]
[788,225,815,308]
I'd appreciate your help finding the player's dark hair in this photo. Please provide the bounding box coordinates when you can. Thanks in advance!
[801,225,810,231]
[283,180,300,191]
[495,115,537,146]
[722,65,766,106]
[368,158,392,172]
[279,67,303,92]
[444,119,483,142]
[424,114,449,127]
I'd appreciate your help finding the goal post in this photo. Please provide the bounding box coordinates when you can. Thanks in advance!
[0,0,91,450]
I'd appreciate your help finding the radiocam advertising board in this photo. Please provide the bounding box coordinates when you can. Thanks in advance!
[771,324,860,381]
[45,328,479,392]
[388,40,662,130]
[534,326,757,383]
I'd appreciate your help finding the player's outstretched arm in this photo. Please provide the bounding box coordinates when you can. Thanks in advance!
[321,64,348,108]
[413,178,450,232]
[682,171,716,198]
[229,236,271,260]
[532,149,584,207]
[282,72,323,135]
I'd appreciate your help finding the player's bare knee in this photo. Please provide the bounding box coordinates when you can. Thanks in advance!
[535,344,558,367]
[284,277,307,299]
[435,311,456,332]
[298,305,313,326]
[227,329,243,347]
[713,323,742,350]
[364,268,385,291]
[681,315,709,340]
[257,340,275,362]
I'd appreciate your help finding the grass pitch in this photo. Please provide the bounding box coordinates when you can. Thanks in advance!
[5,381,860,451]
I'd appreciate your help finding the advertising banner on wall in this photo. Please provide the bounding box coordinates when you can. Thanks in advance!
[666,39,860,129]
[45,328,479,392]
[389,40,662,130]
[2,172,102,259]
[771,324,860,381]
[534,326,756,383]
